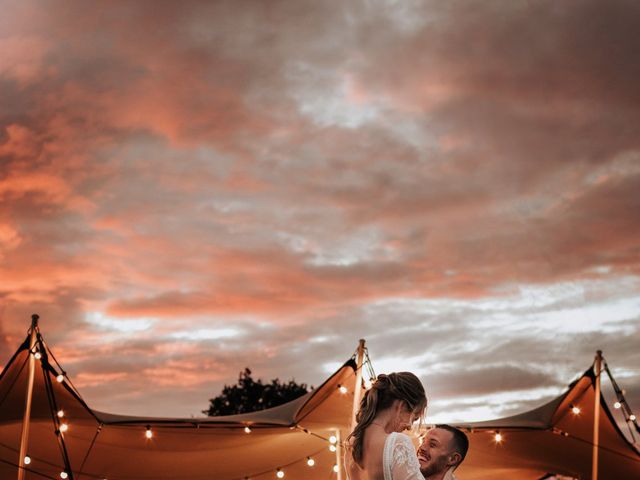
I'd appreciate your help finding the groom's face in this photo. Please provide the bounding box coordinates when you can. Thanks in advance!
[417,429,455,477]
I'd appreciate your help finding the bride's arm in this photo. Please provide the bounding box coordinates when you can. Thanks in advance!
[389,434,424,480]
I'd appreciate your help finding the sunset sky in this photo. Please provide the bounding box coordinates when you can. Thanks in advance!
[1,0,639,426]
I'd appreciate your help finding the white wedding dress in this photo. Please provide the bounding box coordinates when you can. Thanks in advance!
[382,432,424,480]
[347,431,457,480]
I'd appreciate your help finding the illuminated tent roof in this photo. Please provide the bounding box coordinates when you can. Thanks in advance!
[0,323,359,480]
[1,321,639,480]
[453,368,640,479]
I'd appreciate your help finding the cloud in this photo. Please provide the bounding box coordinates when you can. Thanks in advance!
[0,0,638,421]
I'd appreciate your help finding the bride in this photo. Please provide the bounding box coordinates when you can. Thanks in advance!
[345,372,427,480]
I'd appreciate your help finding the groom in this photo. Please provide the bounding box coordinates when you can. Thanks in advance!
[418,424,469,480]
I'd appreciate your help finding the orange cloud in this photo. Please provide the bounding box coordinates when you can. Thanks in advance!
[1,0,638,419]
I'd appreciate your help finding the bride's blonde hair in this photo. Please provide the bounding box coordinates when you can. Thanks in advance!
[347,372,427,466]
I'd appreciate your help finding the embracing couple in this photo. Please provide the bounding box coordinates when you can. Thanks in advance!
[345,372,468,480]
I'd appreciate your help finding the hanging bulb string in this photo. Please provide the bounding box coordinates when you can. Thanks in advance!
[0,456,59,480]
[294,424,343,444]
[37,338,76,480]
[603,359,639,438]
[36,334,102,425]
[226,445,329,480]
[1,439,109,480]
[604,361,628,408]
[0,451,114,480]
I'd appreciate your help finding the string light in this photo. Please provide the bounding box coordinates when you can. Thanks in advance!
[276,468,285,478]
[60,473,68,479]
[145,426,153,439]
[571,406,581,415]
[244,426,252,434]
[57,410,64,418]
[24,455,31,465]
[59,423,69,433]
[307,457,315,467]
[329,444,337,452]
[604,360,639,442]
[494,432,502,443]
[333,464,339,473]
[329,435,337,444]
[338,385,348,394]
[34,352,42,360]
[56,374,65,383]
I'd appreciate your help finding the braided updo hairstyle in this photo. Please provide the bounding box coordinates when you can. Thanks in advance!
[347,372,427,466]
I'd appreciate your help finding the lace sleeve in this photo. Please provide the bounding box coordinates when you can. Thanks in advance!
[384,433,424,480]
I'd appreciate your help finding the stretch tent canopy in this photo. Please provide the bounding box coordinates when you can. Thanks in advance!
[0,320,360,480]
[452,367,640,479]
[1,319,639,479]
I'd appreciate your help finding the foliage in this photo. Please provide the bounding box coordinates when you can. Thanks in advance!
[203,367,310,416]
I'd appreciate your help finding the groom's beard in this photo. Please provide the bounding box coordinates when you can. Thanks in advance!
[419,453,450,478]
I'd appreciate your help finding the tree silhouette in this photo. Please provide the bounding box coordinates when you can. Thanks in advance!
[203,367,310,416]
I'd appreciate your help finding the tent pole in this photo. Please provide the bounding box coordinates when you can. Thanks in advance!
[351,339,366,431]
[335,428,343,480]
[592,350,602,480]
[18,314,39,480]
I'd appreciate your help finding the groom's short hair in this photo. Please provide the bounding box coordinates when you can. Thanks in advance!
[434,424,469,467]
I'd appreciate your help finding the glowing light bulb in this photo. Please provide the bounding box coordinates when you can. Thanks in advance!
[57,374,64,383]
[571,406,581,415]
[339,385,348,394]
[24,455,31,465]
[329,445,337,452]
[59,423,68,433]
[631,414,637,421]
[494,433,502,443]
[145,427,153,439]
[276,469,285,478]
[307,457,315,467]
[244,426,251,434]
[614,401,622,409]
[329,435,337,444]
[60,472,68,479]
[57,410,64,418]
[333,464,339,473]
[34,352,42,360]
